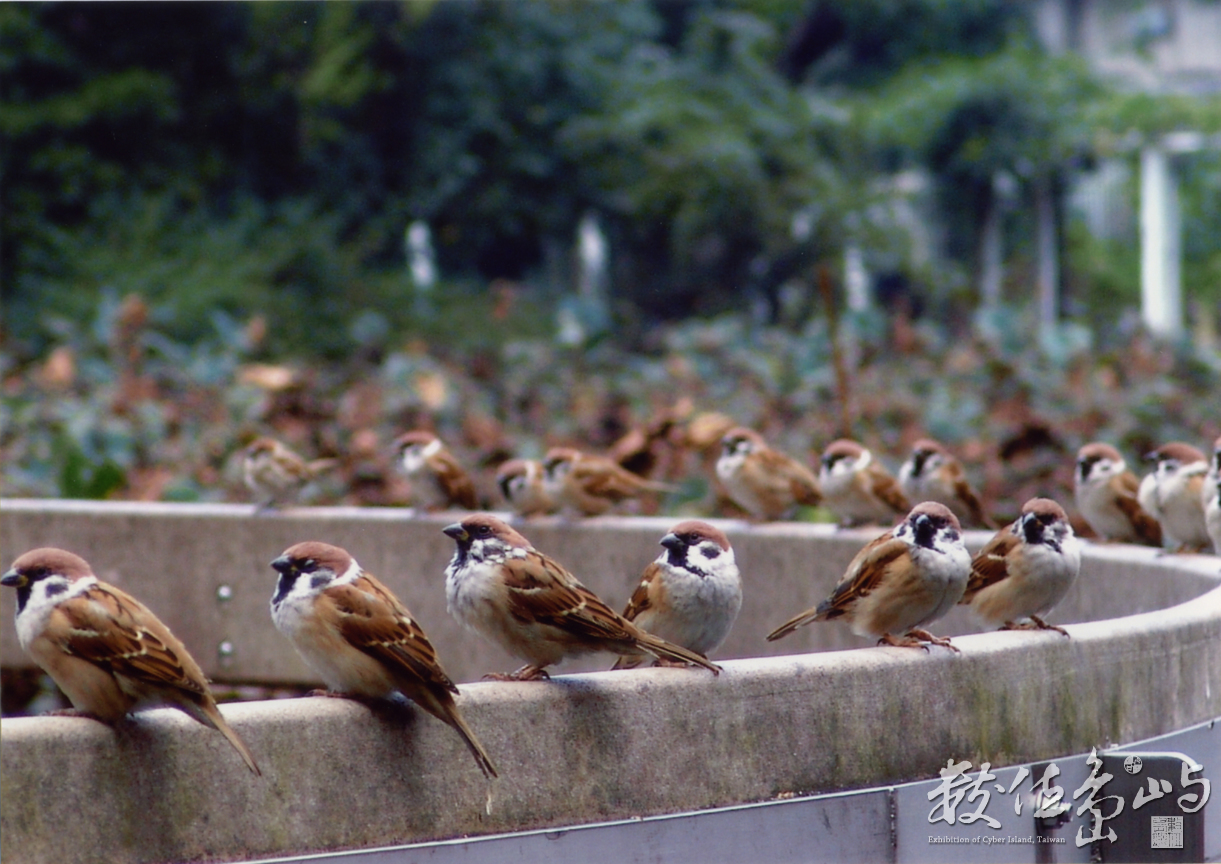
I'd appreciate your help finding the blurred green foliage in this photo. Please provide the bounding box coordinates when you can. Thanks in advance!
[2,0,1219,364]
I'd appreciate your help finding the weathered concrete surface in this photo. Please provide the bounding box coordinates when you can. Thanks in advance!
[3,500,1219,685]
[3,501,1221,864]
[4,582,1221,864]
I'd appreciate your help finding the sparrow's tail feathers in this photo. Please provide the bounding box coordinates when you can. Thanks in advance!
[198,700,262,775]
[448,711,499,780]
[634,631,720,674]
[415,688,499,779]
[765,608,821,642]
[306,457,339,477]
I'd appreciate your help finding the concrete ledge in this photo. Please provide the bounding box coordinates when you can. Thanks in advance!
[3,501,1221,863]
[5,587,1221,863]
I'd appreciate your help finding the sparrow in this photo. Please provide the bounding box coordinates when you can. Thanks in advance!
[818,439,911,527]
[442,514,721,679]
[766,502,970,651]
[1204,435,1221,554]
[495,458,556,517]
[244,437,336,510]
[1138,442,1213,553]
[1,548,260,774]
[959,498,1081,634]
[269,541,497,778]
[541,447,673,517]
[1204,475,1221,557]
[608,411,679,479]
[715,427,821,521]
[612,521,742,670]
[1073,442,1162,546]
[393,430,479,511]
[898,438,995,529]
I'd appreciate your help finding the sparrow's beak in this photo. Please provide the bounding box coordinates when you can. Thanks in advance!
[1144,451,1160,463]
[659,533,686,552]
[1,568,24,588]
[270,555,294,575]
[1020,513,1043,543]
[443,523,468,542]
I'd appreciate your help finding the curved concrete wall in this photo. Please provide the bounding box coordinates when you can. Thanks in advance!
[2,501,1220,864]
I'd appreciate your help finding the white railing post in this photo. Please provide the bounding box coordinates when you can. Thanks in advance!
[1140,144,1183,338]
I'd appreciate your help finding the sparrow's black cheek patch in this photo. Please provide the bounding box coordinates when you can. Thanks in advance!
[310,574,330,591]
[44,581,69,598]
[272,573,297,605]
[700,546,720,559]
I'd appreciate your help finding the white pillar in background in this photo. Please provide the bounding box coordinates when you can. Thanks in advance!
[979,191,1003,308]
[406,221,437,290]
[1034,174,1059,326]
[844,244,869,312]
[1140,145,1183,338]
[577,212,608,302]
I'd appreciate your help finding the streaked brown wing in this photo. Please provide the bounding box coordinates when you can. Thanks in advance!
[1115,491,1163,546]
[752,448,821,505]
[817,535,909,619]
[1117,471,1141,497]
[869,465,911,513]
[57,584,209,696]
[963,529,1019,601]
[951,474,992,527]
[432,451,478,509]
[574,458,646,501]
[503,552,636,644]
[620,562,662,622]
[326,575,458,695]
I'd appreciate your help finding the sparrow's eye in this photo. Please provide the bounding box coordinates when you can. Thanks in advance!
[474,524,492,537]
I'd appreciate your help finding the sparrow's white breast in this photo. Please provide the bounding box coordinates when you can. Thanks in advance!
[639,558,742,656]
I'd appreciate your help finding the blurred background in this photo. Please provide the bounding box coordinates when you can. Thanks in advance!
[2,0,1219,520]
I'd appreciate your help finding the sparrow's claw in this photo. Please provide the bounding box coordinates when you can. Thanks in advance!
[877,633,930,652]
[47,708,105,721]
[483,665,551,682]
[652,656,699,668]
[907,628,961,653]
[1030,616,1070,637]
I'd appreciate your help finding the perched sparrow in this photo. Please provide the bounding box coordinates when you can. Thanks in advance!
[1204,436,1221,554]
[766,502,970,651]
[393,430,479,511]
[898,438,995,529]
[959,498,1081,634]
[715,427,821,521]
[496,458,556,517]
[244,437,336,510]
[1138,442,1213,553]
[1204,476,1221,557]
[608,412,679,479]
[612,521,742,670]
[818,439,911,527]
[269,541,496,778]
[541,447,673,517]
[1,548,260,774]
[1073,442,1162,546]
[442,514,720,679]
